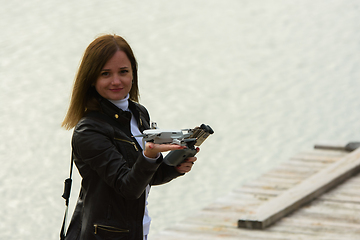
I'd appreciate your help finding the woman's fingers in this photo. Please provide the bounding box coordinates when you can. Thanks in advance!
[176,156,197,173]
[185,156,197,163]
[144,142,186,158]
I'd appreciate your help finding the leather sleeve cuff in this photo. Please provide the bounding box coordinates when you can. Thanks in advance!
[142,152,161,163]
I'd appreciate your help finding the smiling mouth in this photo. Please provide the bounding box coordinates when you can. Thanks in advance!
[110,88,123,92]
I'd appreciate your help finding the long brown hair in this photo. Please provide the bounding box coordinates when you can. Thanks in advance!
[61,34,139,130]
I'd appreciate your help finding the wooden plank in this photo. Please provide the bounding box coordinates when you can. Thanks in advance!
[189,205,360,234]
[202,200,263,215]
[314,141,349,151]
[270,217,360,236]
[261,169,314,179]
[315,141,360,151]
[289,148,349,163]
[242,181,295,192]
[272,165,320,175]
[224,191,271,201]
[290,154,342,163]
[288,199,360,224]
[233,186,281,196]
[286,158,334,168]
[295,148,349,157]
[320,190,360,204]
[310,198,360,212]
[154,216,360,240]
[155,222,327,240]
[238,147,360,229]
[251,175,301,185]
[319,173,360,203]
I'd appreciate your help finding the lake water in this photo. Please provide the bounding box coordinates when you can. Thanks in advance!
[1,0,360,239]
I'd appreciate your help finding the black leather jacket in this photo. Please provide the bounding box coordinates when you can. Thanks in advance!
[65,98,182,240]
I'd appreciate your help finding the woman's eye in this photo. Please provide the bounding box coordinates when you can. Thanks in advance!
[120,70,129,74]
[101,72,110,77]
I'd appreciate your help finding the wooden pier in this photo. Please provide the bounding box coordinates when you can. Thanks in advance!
[152,142,360,239]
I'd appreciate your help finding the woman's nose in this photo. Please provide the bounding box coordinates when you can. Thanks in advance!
[111,75,122,85]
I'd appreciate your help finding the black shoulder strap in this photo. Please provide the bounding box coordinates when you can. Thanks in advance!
[60,153,74,240]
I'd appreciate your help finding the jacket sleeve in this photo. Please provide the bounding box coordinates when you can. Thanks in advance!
[72,118,161,200]
[150,163,184,186]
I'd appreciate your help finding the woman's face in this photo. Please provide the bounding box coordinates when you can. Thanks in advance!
[95,50,133,101]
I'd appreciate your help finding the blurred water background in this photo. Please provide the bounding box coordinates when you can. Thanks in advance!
[1,0,360,239]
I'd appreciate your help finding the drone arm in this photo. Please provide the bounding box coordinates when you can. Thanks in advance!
[142,138,146,149]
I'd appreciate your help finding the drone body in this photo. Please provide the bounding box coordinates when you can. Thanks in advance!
[134,129,195,149]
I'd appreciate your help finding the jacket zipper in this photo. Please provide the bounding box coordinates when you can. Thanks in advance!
[139,113,143,127]
[114,138,139,152]
[94,224,130,234]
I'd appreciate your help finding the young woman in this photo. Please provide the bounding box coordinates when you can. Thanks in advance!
[61,34,197,240]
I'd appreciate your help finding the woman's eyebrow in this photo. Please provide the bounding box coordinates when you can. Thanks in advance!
[101,66,130,71]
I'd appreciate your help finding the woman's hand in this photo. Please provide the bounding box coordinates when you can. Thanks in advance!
[143,142,186,159]
[144,143,200,173]
[175,156,197,173]
[176,147,200,174]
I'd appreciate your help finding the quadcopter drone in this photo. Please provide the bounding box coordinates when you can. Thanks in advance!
[134,128,196,149]
[134,124,214,166]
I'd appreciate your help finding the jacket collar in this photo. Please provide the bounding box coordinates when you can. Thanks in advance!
[94,90,148,131]
[98,96,132,125]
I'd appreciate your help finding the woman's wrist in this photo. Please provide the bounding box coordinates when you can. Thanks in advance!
[142,151,160,163]
[144,143,158,158]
